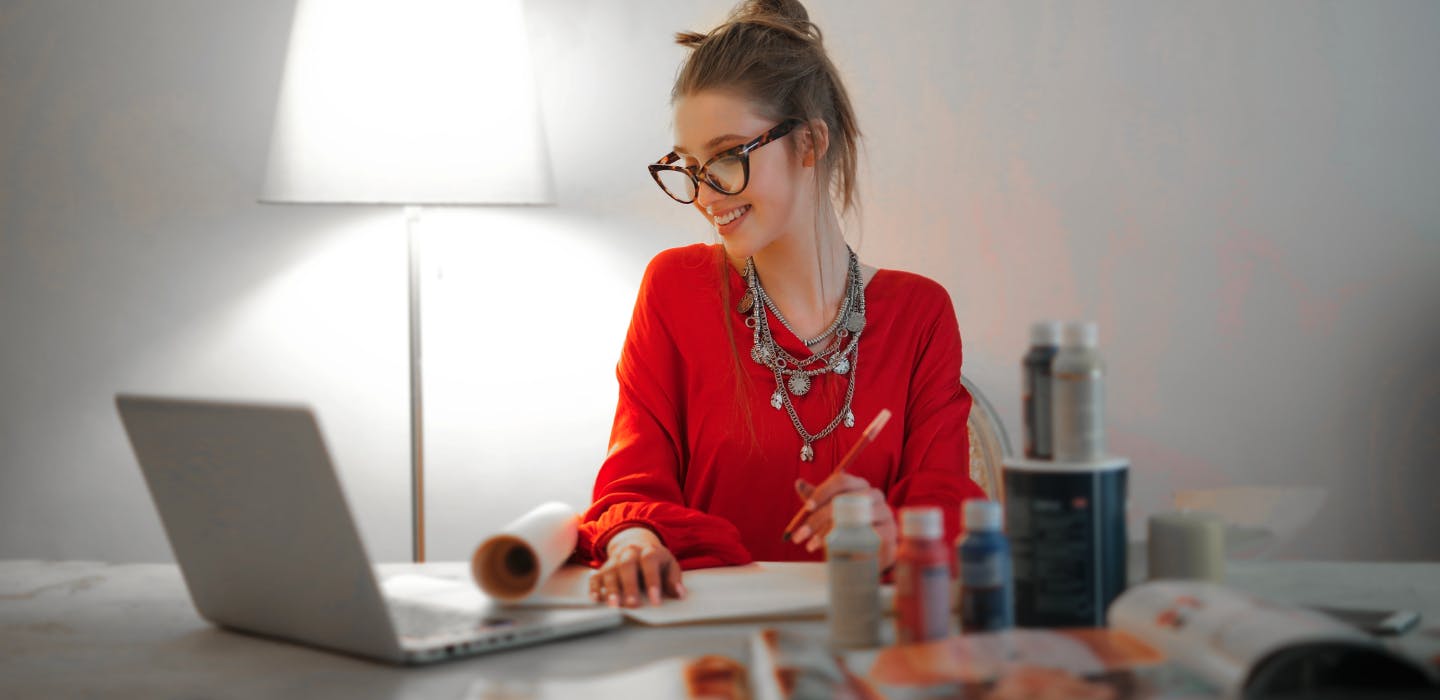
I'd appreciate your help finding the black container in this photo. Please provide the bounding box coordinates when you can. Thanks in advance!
[1004,456,1128,627]
[1022,332,1060,459]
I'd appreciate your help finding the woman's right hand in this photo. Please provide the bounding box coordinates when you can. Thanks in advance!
[590,526,686,608]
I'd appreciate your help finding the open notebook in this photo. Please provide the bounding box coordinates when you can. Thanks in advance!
[385,561,832,626]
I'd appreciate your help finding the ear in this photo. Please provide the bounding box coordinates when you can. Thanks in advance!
[800,119,830,168]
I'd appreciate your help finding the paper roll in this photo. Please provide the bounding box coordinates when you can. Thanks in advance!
[471,502,579,601]
[1147,511,1225,582]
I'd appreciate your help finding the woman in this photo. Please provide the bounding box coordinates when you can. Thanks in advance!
[576,0,985,608]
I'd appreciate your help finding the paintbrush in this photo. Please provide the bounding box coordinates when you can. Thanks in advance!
[780,408,892,542]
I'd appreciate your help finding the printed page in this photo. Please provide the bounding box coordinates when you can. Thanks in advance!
[861,628,1165,686]
[753,627,1182,700]
[1108,580,1377,694]
[462,654,750,700]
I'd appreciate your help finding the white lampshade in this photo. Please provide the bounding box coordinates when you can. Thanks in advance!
[261,0,553,205]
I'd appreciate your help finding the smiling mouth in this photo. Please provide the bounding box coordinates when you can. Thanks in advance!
[713,204,751,226]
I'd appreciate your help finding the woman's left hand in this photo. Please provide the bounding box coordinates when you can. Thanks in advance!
[788,473,898,569]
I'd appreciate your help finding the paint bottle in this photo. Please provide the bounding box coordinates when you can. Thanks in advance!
[956,499,1014,633]
[894,506,951,644]
[1051,321,1105,462]
[826,493,883,649]
[1022,321,1063,459]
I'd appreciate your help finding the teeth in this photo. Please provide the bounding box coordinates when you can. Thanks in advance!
[715,205,749,226]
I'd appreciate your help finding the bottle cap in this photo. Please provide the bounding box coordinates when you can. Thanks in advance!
[1062,321,1099,348]
[900,506,943,539]
[832,493,873,527]
[1029,320,1062,346]
[962,499,1003,531]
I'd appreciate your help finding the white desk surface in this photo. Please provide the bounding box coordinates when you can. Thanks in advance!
[3,559,1439,699]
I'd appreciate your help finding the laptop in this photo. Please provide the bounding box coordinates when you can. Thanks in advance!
[115,394,622,665]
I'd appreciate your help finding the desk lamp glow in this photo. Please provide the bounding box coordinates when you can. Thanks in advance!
[261,0,554,562]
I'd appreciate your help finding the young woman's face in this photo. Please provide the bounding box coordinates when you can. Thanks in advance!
[672,91,810,261]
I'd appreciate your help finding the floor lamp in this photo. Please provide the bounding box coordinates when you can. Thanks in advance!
[259,0,554,562]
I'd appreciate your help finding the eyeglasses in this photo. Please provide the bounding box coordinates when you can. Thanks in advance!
[649,119,802,204]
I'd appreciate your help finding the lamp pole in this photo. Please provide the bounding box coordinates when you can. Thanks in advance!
[406,206,426,562]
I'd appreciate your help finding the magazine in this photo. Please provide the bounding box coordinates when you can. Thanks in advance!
[749,580,1439,699]
[449,578,1438,700]
[1107,580,1437,697]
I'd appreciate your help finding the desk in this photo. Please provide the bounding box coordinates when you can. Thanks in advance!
[3,560,1438,699]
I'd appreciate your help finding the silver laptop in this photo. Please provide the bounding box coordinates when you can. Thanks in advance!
[116,394,622,665]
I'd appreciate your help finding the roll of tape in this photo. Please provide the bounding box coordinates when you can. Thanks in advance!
[1148,511,1225,582]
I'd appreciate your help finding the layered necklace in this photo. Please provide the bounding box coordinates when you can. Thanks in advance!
[739,248,866,462]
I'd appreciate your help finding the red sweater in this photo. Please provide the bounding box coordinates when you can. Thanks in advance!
[576,244,984,569]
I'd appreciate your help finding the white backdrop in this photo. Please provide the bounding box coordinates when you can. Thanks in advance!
[1,1,1436,563]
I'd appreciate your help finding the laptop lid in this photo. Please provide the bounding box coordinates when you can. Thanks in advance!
[118,394,409,662]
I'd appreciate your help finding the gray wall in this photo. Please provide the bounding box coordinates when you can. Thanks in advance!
[2,1,1436,563]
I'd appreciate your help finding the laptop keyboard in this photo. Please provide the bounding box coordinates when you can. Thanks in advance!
[388,599,494,640]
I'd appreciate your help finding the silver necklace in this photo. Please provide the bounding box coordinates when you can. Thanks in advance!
[738,249,867,462]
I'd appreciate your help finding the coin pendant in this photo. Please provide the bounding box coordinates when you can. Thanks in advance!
[737,292,754,314]
[788,373,811,396]
[833,356,850,375]
[845,312,866,334]
[800,443,815,462]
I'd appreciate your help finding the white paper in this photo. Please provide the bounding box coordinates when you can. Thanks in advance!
[470,502,578,601]
[503,561,833,625]
[625,562,830,626]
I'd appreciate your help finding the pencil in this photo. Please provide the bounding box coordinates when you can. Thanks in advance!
[780,408,893,542]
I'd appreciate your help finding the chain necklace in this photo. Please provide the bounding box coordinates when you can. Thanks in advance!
[738,249,867,462]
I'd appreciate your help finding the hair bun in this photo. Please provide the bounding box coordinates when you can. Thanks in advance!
[729,0,820,44]
[743,0,810,24]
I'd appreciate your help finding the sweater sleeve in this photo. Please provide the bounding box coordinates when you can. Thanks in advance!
[886,287,987,560]
[574,254,753,570]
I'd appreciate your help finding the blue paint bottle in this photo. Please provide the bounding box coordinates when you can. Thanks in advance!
[957,499,1014,633]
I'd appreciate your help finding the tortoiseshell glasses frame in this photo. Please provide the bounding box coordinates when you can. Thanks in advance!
[648,118,803,204]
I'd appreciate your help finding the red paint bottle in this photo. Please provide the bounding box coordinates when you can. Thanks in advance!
[894,506,952,644]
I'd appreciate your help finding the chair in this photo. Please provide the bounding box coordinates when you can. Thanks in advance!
[962,375,1012,502]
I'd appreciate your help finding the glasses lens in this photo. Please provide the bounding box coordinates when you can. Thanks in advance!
[655,168,696,202]
[706,156,746,194]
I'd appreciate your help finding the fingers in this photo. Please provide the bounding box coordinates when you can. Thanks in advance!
[868,491,899,570]
[639,548,665,606]
[790,474,874,549]
[587,546,642,608]
[794,478,816,502]
[799,504,833,553]
[806,472,871,512]
[868,490,893,529]
[590,562,623,608]
[588,537,684,608]
[665,556,687,600]
[616,546,643,608]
